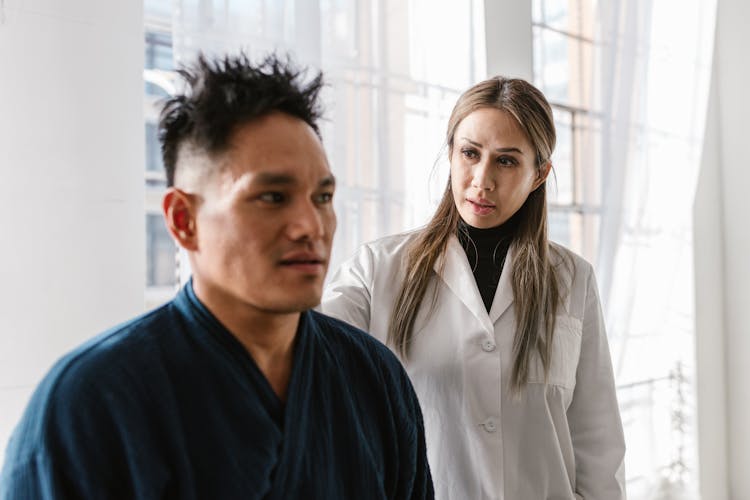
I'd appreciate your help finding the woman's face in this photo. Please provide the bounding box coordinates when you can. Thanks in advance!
[450,107,548,228]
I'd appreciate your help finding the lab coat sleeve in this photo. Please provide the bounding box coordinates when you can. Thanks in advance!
[321,244,375,332]
[567,266,627,499]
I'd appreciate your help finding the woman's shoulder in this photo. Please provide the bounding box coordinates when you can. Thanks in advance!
[547,241,596,292]
[328,229,424,287]
[548,241,594,273]
[359,228,423,258]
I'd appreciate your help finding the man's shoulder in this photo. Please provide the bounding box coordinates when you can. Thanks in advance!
[307,311,424,440]
[9,304,177,451]
[309,309,387,350]
[308,310,408,380]
[1,303,187,492]
[50,303,175,384]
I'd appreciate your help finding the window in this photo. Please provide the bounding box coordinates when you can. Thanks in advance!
[145,123,163,173]
[167,0,484,276]
[144,5,177,309]
[532,1,714,495]
[146,214,177,287]
[532,0,601,263]
[145,31,173,97]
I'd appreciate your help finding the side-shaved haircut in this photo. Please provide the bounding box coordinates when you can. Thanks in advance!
[158,52,325,187]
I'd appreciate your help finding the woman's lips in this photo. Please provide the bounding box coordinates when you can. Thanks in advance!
[467,198,496,216]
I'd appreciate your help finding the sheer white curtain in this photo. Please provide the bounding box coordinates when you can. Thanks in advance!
[167,1,722,496]
[592,1,717,497]
[170,0,485,279]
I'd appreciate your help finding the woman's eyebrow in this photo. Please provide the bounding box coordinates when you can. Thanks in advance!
[460,137,524,154]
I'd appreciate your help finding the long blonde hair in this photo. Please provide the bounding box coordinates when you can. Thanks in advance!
[388,76,564,392]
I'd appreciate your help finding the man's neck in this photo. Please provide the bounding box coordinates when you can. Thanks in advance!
[233,312,299,402]
[192,279,299,402]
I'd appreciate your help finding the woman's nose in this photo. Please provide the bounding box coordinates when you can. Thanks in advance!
[471,159,495,191]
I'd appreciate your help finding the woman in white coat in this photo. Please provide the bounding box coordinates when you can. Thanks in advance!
[321,77,626,499]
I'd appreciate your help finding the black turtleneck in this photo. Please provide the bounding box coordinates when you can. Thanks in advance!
[457,213,519,312]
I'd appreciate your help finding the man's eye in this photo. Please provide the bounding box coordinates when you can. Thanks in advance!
[315,192,334,204]
[258,192,285,203]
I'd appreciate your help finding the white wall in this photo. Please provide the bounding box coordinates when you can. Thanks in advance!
[0,0,144,462]
[483,0,532,80]
[694,0,750,498]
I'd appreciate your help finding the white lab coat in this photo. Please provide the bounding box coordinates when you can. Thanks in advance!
[321,231,626,500]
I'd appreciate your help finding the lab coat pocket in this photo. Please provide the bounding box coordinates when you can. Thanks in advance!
[526,314,582,389]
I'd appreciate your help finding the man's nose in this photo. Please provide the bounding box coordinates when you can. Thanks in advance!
[287,200,325,241]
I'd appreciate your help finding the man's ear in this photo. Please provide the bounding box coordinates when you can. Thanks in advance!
[532,161,552,191]
[162,188,198,251]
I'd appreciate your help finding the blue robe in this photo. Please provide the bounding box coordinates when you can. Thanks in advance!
[1,283,433,499]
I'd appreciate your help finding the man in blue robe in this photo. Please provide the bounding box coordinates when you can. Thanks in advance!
[1,53,433,499]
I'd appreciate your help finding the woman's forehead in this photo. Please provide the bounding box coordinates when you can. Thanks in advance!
[455,108,531,152]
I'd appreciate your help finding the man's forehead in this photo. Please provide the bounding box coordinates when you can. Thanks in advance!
[173,112,332,191]
[234,169,336,189]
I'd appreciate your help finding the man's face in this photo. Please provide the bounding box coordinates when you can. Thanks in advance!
[185,112,336,316]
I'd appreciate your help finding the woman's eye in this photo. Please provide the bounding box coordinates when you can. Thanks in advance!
[461,148,478,160]
[498,156,517,167]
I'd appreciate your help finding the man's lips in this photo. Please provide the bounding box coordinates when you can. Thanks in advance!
[279,252,326,273]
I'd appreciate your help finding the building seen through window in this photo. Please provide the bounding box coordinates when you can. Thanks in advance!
[144,6,177,309]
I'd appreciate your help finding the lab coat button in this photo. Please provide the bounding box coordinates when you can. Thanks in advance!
[482,418,497,433]
[481,339,496,352]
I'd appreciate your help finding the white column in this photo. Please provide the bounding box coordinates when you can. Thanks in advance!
[0,0,144,461]
[694,0,750,497]
[715,0,750,495]
[693,59,729,500]
[483,0,533,80]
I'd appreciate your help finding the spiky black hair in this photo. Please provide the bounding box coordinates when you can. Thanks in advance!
[158,52,324,186]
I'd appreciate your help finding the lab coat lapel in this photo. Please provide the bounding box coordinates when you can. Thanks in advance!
[435,236,495,333]
[488,246,515,324]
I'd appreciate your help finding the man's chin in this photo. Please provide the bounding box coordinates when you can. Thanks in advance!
[263,294,322,314]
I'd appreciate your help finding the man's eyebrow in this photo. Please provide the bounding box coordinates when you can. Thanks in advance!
[319,175,336,188]
[250,173,336,188]
[253,173,295,186]
[460,137,524,154]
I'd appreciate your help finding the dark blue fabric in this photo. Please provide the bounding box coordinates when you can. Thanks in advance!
[1,283,433,499]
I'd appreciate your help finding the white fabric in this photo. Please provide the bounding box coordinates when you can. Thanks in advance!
[321,232,626,500]
[588,2,717,495]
